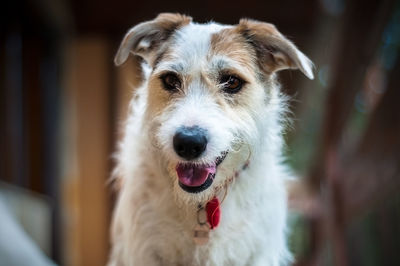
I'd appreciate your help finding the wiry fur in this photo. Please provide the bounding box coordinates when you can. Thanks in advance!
[108,13,313,266]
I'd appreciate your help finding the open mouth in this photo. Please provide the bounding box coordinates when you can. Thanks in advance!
[176,151,228,193]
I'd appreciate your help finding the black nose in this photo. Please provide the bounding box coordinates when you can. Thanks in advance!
[173,126,208,160]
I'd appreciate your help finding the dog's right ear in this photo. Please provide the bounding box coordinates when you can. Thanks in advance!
[114,13,192,66]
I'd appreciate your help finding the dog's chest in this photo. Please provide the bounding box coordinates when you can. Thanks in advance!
[136,192,267,266]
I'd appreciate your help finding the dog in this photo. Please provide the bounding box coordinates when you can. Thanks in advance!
[108,13,313,266]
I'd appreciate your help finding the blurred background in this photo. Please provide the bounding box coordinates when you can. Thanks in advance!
[1,0,399,265]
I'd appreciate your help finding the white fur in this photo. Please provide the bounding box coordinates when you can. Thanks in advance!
[108,19,312,266]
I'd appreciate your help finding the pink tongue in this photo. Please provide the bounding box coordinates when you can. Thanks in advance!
[176,163,216,187]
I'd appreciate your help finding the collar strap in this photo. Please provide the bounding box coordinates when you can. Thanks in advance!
[203,159,250,230]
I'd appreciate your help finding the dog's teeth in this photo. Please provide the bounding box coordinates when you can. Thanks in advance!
[215,151,228,166]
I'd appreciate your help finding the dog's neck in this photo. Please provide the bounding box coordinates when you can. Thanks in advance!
[200,158,250,223]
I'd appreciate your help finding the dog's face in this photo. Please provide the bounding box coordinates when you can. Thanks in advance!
[115,13,313,203]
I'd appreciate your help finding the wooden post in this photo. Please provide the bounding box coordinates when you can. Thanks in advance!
[62,37,111,266]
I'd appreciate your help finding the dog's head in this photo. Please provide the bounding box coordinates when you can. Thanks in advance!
[115,13,313,203]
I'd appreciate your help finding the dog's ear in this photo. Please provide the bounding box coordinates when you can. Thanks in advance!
[114,13,192,66]
[237,19,314,79]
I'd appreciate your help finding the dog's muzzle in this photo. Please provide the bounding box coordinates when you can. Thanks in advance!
[172,125,228,193]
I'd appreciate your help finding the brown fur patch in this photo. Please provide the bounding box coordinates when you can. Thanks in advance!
[237,19,282,38]
[145,75,173,117]
[209,28,256,73]
[154,13,192,31]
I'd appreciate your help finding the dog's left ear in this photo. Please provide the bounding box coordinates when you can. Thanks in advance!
[237,19,314,79]
[114,13,192,66]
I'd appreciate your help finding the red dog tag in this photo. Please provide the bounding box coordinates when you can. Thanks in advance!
[206,197,220,229]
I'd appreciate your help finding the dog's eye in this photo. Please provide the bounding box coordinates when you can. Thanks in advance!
[161,73,181,92]
[220,75,243,93]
